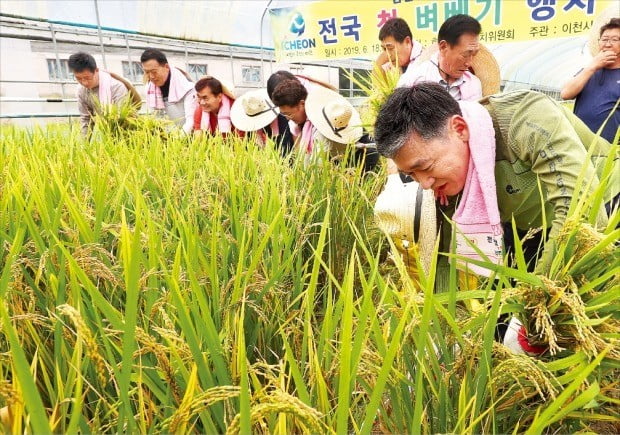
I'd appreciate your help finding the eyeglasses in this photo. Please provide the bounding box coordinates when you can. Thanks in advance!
[599,37,620,44]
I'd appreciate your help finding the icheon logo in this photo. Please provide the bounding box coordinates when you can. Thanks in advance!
[289,12,305,36]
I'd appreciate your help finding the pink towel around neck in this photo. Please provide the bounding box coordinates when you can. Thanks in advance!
[199,94,233,133]
[429,53,481,101]
[146,66,193,110]
[97,70,113,104]
[217,94,233,133]
[452,101,503,277]
[458,71,483,101]
[269,117,279,136]
[289,119,314,154]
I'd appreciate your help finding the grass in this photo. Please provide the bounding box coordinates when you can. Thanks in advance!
[0,117,618,433]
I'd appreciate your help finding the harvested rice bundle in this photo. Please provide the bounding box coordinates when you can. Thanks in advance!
[503,220,619,358]
[346,65,401,135]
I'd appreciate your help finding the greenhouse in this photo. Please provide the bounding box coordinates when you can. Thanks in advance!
[0,1,618,433]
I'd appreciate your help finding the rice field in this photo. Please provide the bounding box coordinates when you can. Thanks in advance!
[0,118,618,434]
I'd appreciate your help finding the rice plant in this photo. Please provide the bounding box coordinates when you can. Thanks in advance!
[0,115,618,433]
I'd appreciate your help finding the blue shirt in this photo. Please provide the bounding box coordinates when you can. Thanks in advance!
[573,67,620,143]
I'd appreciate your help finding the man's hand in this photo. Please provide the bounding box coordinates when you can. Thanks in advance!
[590,49,618,70]
[560,49,616,100]
[376,50,390,67]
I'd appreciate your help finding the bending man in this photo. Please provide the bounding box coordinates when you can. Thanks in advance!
[141,48,196,134]
[68,52,137,136]
[374,82,617,276]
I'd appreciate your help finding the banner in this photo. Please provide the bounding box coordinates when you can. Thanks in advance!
[269,0,616,62]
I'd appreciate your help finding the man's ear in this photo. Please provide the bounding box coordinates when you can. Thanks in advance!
[451,115,469,142]
[404,36,412,47]
[438,40,449,51]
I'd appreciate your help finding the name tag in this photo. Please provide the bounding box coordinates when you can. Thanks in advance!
[455,232,503,277]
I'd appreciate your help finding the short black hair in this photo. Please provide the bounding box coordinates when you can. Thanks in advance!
[438,14,481,46]
[378,18,412,43]
[195,76,222,94]
[271,79,307,107]
[267,70,297,99]
[68,52,97,73]
[140,48,168,65]
[374,82,461,158]
[600,17,620,36]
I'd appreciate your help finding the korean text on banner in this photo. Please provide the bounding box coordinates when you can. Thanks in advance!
[269,0,616,63]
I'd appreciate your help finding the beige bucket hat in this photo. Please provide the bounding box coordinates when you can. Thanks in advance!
[230,89,279,132]
[374,175,438,274]
[305,86,363,144]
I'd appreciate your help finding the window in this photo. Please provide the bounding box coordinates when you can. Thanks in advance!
[47,59,71,81]
[339,67,370,97]
[122,61,144,83]
[242,66,262,84]
[188,63,208,81]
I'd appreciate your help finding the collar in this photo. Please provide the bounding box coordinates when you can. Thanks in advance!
[431,52,467,89]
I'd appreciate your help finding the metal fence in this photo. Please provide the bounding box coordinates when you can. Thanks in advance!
[1,14,371,121]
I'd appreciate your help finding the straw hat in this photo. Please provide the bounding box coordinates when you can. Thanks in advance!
[305,86,363,144]
[588,6,618,56]
[230,89,279,132]
[109,72,142,108]
[374,175,437,274]
[414,42,501,97]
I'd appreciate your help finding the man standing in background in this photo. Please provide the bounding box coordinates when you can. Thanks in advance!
[561,18,620,143]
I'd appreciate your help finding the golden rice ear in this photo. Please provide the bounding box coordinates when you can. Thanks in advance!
[0,406,12,430]
[391,237,421,286]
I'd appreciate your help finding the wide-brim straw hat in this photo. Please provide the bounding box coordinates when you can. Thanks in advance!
[374,176,437,274]
[588,5,618,56]
[305,86,363,144]
[230,89,279,132]
[414,42,501,97]
[109,71,142,108]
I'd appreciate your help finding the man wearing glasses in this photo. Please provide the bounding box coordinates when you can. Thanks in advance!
[561,18,619,143]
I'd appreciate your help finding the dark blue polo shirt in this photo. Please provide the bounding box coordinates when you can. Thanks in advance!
[573,67,620,143]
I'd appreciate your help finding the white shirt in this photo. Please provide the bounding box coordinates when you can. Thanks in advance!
[397,52,482,101]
